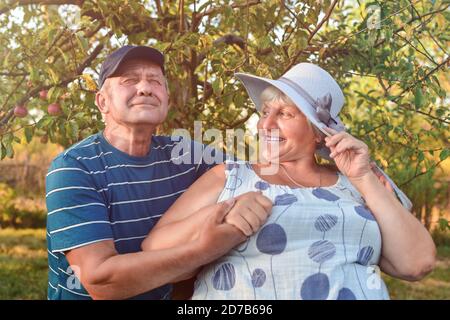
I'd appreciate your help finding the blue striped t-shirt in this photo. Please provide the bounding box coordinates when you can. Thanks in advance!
[46,132,221,300]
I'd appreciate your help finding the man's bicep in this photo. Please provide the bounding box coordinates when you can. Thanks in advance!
[155,164,226,227]
[46,155,114,253]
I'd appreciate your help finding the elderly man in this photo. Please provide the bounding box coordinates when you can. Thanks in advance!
[46,46,272,300]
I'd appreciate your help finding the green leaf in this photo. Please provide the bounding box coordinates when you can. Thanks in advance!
[24,126,33,143]
[70,121,79,140]
[46,66,59,84]
[417,151,424,163]
[36,115,53,129]
[29,64,39,83]
[438,218,450,231]
[414,87,424,109]
[5,141,14,158]
[3,51,10,68]
[2,133,13,144]
[234,92,244,109]
[439,149,450,161]
[212,77,223,95]
[57,47,69,65]
[48,28,57,46]
[76,34,89,53]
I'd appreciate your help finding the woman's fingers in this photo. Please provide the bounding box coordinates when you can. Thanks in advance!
[324,131,349,147]
[323,127,338,136]
[324,131,368,158]
[225,214,253,236]
[329,137,366,158]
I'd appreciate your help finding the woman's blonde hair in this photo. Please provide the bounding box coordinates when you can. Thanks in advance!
[259,86,325,141]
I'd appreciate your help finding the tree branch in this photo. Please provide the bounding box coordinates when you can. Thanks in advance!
[393,55,450,104]
[374,4,450,48]
[280,0,312,35]
[197,34,246,63]
[283,0,339,73]
[197,0,261,20]
[400,158,445,187]
[307,0,339,44]
[0,40,106,127]
[197,79,213,102]
[0,0,84,15]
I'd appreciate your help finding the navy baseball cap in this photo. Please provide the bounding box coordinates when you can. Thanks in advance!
[98,45,165,88]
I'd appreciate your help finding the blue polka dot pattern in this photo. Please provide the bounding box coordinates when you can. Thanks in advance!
[190,161,390,300]
[357,246,374,266]
[300,273,330,300]
[274,193,297,206]
[251,268,266,288]
[314,214,338,232]
[312,188,340,201]
[255,181,270,191]
[337,288,356,300]
[354,205,376,221]
[212,263,236,291]
[308,240,336,263]
[256,223,287,255]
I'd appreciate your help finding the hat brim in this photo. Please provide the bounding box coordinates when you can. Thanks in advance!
[235,73,333,137]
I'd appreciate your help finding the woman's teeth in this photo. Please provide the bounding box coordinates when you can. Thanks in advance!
[264,136,285,142]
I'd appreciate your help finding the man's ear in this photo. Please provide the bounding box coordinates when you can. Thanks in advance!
[95,90,109,114]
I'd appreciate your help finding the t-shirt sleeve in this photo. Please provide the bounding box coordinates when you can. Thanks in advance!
[46,154,113,253]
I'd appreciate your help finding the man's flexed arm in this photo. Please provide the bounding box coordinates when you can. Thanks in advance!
[66,199,245,300]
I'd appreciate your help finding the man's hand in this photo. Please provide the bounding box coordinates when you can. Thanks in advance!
[224,191,273,237]
[195,199,248,262]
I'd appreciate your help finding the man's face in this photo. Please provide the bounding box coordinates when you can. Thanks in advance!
[96,58,169,128]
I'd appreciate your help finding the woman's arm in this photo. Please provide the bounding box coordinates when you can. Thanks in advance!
[325,129,436,281]
[350,171,436,281]
[142,163,272,252]
[141,163,272,284]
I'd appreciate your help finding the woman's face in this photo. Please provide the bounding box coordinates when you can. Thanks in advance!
[257,99,318,163]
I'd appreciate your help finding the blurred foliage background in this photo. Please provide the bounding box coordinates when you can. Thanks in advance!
[0,0,449,299]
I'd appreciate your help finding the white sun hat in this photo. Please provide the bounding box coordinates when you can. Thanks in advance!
[235,63,412,210]
[235,63,347,138]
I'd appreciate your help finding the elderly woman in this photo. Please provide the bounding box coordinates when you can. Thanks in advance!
[141,63,436,300]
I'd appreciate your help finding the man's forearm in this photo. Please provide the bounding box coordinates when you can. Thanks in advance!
[84,242,206,299]
[141,207,208,251]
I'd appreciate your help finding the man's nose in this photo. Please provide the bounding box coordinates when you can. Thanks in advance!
[136,80,153,96]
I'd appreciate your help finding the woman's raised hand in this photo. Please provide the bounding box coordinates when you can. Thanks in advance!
[323,128,371,182]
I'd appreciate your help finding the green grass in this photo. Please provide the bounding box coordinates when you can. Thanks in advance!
[0,228,47,299]
[0,228,449,300]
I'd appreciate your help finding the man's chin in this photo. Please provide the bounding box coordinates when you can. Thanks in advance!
[130,104,160,109]
[126,116,167,127]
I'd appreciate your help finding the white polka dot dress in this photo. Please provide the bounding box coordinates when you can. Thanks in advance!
[191,161,390,300]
